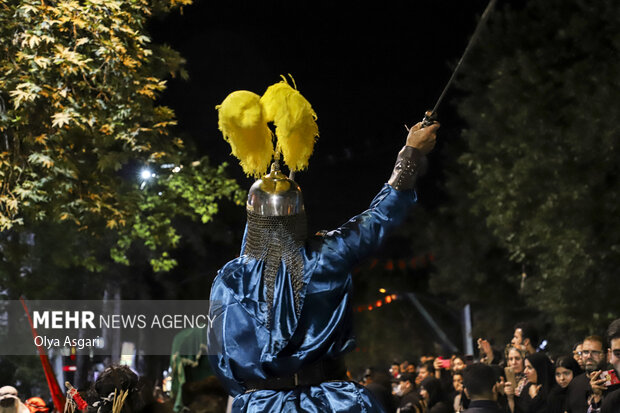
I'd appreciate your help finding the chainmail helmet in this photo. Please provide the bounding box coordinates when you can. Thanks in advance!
[244,162,307,326]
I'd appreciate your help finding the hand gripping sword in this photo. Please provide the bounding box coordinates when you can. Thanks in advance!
[421,0,497,127]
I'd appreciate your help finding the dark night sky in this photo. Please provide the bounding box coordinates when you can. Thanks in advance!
[149,0,498,230]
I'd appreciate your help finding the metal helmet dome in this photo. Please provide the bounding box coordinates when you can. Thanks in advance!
[247,162,304,216]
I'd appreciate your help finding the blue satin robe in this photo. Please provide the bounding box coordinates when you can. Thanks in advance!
[208,184,416,412]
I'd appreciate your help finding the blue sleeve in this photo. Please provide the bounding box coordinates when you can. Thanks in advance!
[207,281,246,397]
[320,183,417,269]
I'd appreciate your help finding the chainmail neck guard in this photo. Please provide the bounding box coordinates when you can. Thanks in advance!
[243,210,307,327]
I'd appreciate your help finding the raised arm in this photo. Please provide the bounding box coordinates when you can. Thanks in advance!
[320,119,439,268]
[389,118,439,190]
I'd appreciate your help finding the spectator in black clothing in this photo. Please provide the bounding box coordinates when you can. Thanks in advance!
[452,355,467,375]
[522,353,555,412]
[396,373,423,413]
[508,352,554,413]
[434,354,466,396]
[555,355,582,388]
[451,372,466,413]
[566,335,607,413]
[547,355,582,413]
[511,322,539,356]
[462,363,502,413]
[590,319,620,413]
[401,361,415,376]
[417,361,435,387]
[420,377,451,413]
[600,390,620,413]
[363,368,397,413]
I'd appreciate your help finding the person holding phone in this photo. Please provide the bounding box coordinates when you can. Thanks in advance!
[566,335,607,413]
[588,319,620,413]
[433,354,468,406]
[502,346,528,404]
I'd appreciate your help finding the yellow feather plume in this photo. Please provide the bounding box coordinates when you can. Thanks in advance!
[216,90,274,178]
[260,77,319,172]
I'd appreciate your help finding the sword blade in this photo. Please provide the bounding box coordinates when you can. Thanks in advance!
[430,0,497,116]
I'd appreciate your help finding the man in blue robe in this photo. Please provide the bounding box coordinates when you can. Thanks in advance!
[208,120,439,412]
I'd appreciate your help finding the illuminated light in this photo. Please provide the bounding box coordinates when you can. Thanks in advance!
[385,296,392,304]
[391,294,397,300]
[379,288,386,294]
[63,366,77,372]
[139,168,155,190]
[375,300,382,307]
[368,305,373,311]
[140,168,153,180]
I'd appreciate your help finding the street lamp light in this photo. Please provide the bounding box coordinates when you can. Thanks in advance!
[139,168,154,189]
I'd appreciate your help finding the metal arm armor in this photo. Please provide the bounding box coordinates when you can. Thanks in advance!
[388,146,425,191]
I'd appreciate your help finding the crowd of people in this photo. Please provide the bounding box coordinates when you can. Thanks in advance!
[1,317,619,413]
[360,319,620,413]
